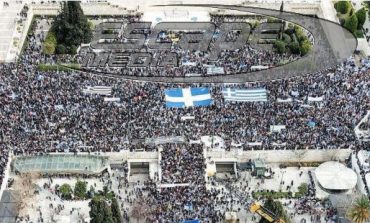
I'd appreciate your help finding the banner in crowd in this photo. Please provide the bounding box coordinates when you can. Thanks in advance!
[82,86,112,95]
[207,66,225,75]
[104,97,120,102]
[222,88,267,102]
[308,96,324,102]
[165,88,212,108]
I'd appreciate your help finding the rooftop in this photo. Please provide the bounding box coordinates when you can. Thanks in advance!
[13,154,108,174]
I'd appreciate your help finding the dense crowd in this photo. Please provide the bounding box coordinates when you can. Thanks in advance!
[0,14,369,222]
[1,15,370,182]
[79,15,299,77]
[160,144,205,184]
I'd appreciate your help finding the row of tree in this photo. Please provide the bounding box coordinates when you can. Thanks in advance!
[58,180,88,200]
[335,1,367,37]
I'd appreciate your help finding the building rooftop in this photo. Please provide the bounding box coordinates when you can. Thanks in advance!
[13,154,108,174]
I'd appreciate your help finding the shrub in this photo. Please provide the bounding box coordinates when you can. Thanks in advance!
[282,33,292,43]
[56,44,66,54]
[291,33,298,43]
[355,30,364,38]
[344,14,358,34]
[339,18,346,26]
[74,180,87,199]
[42,31,57,55]
[68,45,78,54]
[299,39,312,56]
[356,7,367,29]
[336,1,351,14]
[274,40,286,54]
[59,184,73,199]
[288,42,300,54]
[294,25,305,42]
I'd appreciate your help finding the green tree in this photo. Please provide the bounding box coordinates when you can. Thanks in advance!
[259,198,292,223]
[347,196,370,223]
[274,40,286,54]
[42,32,57,55]
[56,44,66,54]
[356,8,367,29]
[74,180,87,199]
[111,197,123,223]
[299,40,312,56]
[288,42,300,54]
[336,1,351,14]
[51,1,92,54]
[344,14,358,34]
[294,25,305,42]
[59,183,72,200]
[89,197,114,223]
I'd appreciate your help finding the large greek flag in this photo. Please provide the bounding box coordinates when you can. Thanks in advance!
[165,88,212,108]
[222,88,267,102]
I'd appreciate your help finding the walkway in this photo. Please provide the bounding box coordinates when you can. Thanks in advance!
[0,1,23,62]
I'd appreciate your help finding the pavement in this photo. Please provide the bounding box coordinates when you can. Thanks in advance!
[0,1,23,62]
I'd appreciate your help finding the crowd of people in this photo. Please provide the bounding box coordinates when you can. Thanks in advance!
[160,144,205,184]
[79,15,299,77]
[0,12,369,222]
[1,14,370,181]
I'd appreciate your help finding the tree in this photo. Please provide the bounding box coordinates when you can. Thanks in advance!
[51,1,92,54]
[299,40,312,56]
[356,8,367,29]
[89,197,114,223]
[111,197,123,223]
[274,40,286,54]
[42,32,57,55]
[344,14,358,34]
[74,180,87,199]
[347,196,370,223]
[288,42,300,54]
[59,183,73,200]
[56,44,66,54]
[336,1,351,14]
[259,198,291,223]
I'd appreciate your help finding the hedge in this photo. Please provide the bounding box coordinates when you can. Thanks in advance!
[37,63,80,72]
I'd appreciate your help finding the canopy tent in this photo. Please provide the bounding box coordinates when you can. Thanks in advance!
[315,161,357,191]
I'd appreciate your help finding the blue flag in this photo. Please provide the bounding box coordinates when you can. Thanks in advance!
[165,88,212,108]
[182,220,200,223]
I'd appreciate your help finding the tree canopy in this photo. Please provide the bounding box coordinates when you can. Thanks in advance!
[50,1,92,54]
[347,196,370,223]
[355,8,367,29]
[336,1,351,14]
[259,198,291,223]
[274,40,286,54]
[111,197,123,223]
[89,197,114,223]
[344,14,359,34]
[59,183,73,200]
[74,180,87,199]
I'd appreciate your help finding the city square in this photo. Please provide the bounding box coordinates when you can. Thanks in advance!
[0,0,370,223]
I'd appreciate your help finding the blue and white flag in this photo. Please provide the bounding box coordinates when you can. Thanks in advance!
[222,88,267,102]
[165,88,212,108]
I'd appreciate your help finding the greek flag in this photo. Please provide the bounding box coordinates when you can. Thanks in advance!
[165,88,212,108]
[222,88,267,102]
